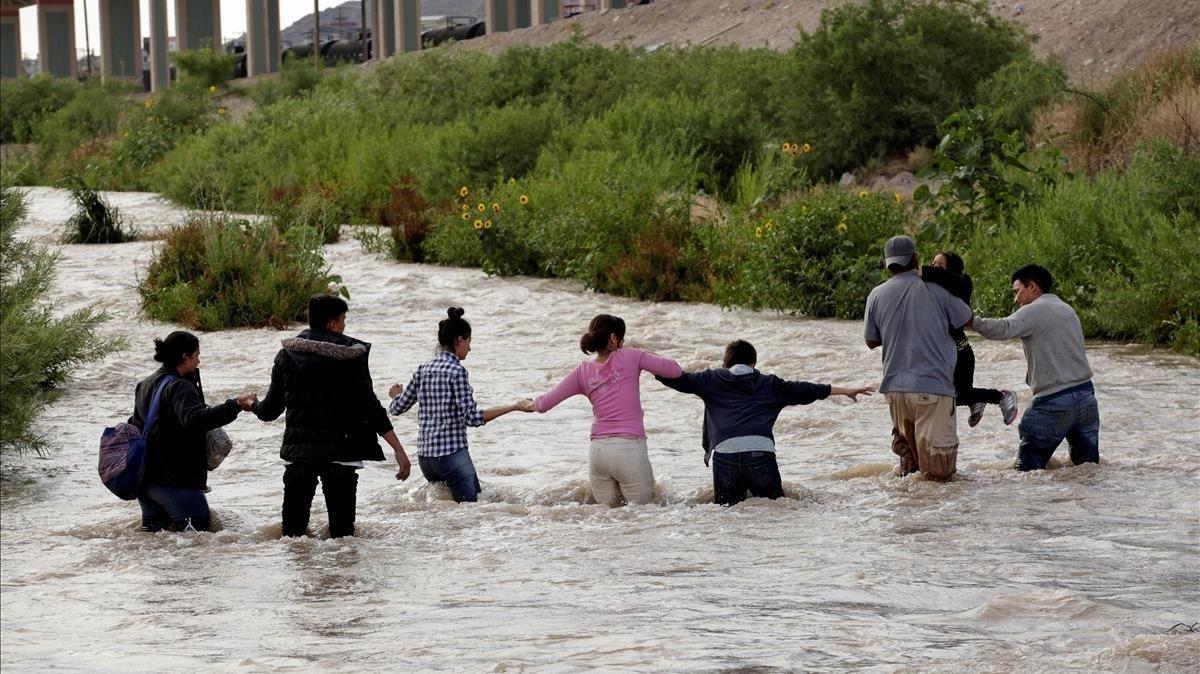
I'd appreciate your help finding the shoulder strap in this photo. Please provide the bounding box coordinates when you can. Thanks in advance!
[144,375,178,432]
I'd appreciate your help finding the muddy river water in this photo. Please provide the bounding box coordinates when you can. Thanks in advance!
[2,188,1198,671]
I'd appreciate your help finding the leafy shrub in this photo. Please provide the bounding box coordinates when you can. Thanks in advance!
[267,187,343,244]
[1,186,124,454]
[0,76,80,144]
[783,0,1034,177]
[139,216,344,330]
[975,57,1068,135]
[248,57,328,107]
[172,47,238,89]
[719,188,910,319]
[31,79,129,157]
[61,176,133,243]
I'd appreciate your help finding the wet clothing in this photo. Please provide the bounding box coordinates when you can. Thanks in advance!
[588,437,655,506]
[535,348,683,439]
[389,351,485,458]
[712,451,784,506]
[972,294,1094,398]
[129,366,240,491]
[921,266,1004,408]
[864,270,972,397]
[253,329,393,463]
[886,391,959,480]
[1016,382,1100,470]
[282,462,359,537]
[418,449,483,503]
[656,365,830,466]
[138,483,211,532]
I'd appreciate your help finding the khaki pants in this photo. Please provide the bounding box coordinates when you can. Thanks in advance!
[588,437,655,506]
[886,392,959,481]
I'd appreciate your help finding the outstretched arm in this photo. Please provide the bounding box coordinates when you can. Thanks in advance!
[251,352,287,421]
[533,366,583,413]
[637,350,683,379]
[829,385,875,402]
[655,371,706,396]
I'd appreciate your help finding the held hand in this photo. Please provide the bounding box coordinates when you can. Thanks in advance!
[394,450,412,481]
[516,398,535,413]
[388,383,403,399]
[235,394,258,411]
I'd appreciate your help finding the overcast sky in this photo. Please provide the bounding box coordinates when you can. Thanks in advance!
[17,1,344,59]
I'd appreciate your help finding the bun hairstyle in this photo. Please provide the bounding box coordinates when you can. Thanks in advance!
[153,330,200,366]
[438,307,472,349]
[579,314,626,354]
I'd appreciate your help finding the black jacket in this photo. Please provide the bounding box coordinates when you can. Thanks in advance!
[129,366,241,490]
[922,265,973,343]
[657,368,830,465]
[252,329,393,463]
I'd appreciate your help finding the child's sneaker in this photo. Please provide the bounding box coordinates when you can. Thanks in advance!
[968,402,987,427]
[1000,390,1018,425]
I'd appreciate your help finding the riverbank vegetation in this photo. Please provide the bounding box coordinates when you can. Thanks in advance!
[1,0,1196,353]
[0,186,125,454]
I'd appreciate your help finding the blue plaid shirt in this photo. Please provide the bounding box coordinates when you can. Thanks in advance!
[388,351,485,457]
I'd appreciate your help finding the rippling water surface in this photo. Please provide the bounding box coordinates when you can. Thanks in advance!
[2,188,1198,672]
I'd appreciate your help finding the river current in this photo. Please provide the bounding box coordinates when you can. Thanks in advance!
[2,188,1198,672]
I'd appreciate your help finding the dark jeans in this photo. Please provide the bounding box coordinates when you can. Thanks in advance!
[139,483,211,532]
[955,343,1003,407]
[712,451,784,506]
[1017,382,1100,471]
[282,462,359,538]
[418,450,481,503]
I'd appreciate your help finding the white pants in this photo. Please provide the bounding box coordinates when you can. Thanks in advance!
[588,437,655,506]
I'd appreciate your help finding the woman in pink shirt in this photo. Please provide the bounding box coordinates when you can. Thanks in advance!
[527,314,682,506]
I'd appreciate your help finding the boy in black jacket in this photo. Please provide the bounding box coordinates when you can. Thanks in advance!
[657,340,873,506]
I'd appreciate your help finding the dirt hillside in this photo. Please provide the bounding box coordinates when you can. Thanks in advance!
[451,0,1199,82]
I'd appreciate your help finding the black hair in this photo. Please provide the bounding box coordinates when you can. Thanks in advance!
[438,307,472,349]
[723,340,757,368]
[153,330,200,367]
[938,250,965,276]
[886,255,918,274]
[580,314,626,354]
[308,294,349,331]
[1011,264,1054,294]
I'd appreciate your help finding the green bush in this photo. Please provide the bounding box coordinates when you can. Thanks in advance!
[1,186,124,454]
[172,47,238,89]
[719,188,910,319]
[139,216,345,331]
[783,0,1034,177]
[0,76,80,144]
[61,176,134,243]
[964,143,1200,354]
[247,57,327,107]
[31,79,129,158]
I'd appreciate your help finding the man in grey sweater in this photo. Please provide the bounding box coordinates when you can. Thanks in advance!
[971,264,1099,470]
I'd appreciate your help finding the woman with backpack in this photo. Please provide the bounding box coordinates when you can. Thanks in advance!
[129,331,255,532]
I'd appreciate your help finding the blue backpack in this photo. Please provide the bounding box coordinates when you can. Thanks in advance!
[98,375,176,500]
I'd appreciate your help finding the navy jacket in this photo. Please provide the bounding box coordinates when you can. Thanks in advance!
[656,369,830,465]
[252,329,393,464]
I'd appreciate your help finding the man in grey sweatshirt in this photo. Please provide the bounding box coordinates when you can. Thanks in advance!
[971,264,1099,470]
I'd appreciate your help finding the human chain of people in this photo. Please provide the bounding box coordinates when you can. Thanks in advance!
[100,235,1098,536]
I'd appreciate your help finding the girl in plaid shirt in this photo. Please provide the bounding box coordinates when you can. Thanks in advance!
[388,307,531,502]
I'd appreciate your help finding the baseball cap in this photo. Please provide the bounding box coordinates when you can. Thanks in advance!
[883,235,916,267]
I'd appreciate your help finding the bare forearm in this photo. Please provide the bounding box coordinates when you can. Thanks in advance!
[482,403,520,423]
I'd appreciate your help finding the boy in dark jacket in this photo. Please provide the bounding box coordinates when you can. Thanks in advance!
[657,340,873,506]
[252,294,412,538]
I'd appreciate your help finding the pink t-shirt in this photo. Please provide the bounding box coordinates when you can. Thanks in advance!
[534,347,683,440]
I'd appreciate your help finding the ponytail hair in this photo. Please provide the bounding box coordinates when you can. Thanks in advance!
[438,307,472,350]
[579,314,626,354]
[153,330,200,367]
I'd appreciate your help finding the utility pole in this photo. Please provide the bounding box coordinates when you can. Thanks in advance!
[312,0,320,63]
[83,0,93,77]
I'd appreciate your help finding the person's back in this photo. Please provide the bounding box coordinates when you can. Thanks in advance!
[540,347,677,439]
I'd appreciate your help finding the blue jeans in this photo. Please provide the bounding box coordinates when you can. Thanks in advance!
[712,451,784,506]
[1017,382,1100,471]
[419,450,482,503]
[139,483,211,532]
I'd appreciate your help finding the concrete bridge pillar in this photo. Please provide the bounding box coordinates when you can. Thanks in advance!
[0,8,21,79]
[148,0,169,90]
[245,0,280,76]
[99,0,142,80]
[374,0,395,58]
[489,1,564,33]
[37,0,77,78]
[531,1,563,25]
[175,0,221,53]
[393,0,421,53]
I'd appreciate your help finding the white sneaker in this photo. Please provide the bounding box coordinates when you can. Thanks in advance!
[1000,390,1018,425]
[968,402,986,427]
